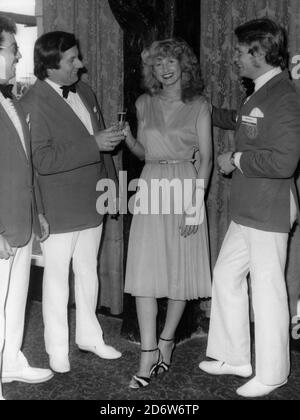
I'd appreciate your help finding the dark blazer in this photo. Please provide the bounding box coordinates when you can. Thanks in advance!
[20,80,118,234]
[215,71,300,233]
[0,97,41,247]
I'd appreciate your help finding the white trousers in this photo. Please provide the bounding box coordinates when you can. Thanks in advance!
[207,222,290,385]
[41,225,104,358]
[0,237,33,379]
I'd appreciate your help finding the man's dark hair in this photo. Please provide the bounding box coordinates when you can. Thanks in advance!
[34,31,78,80]
[0,15,17,46]
[235,18,288,70]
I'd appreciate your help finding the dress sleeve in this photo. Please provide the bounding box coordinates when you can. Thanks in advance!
[135,95,148,146]
[193,97,213,175]
[196,97,212,149]
[135,94,147,122]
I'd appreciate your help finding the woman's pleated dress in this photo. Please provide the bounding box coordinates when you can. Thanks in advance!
[125,94,211,300]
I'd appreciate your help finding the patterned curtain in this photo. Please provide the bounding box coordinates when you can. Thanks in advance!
[43,0,124,314]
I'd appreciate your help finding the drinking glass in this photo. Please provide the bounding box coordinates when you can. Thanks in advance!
[117,110,127,130]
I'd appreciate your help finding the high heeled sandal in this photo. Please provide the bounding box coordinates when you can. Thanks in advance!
[156,337,176,374]
[129,348,161,389]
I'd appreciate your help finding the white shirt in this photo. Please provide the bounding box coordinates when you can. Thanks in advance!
[45,78,94,135]
[254,67,282,93]
[0,91,28,158]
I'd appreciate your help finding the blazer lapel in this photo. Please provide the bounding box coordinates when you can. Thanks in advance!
[236,91,263,131]
[13,99,31,159]
[37,80,93,135]
[0,100,29,161]
[77,84,101,133]
[237,70,289,128]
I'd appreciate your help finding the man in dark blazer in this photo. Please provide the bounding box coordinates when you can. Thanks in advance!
[212,103,300,325]
[0,16,54,400]
[20,32,123,374]
[200,18,300,397]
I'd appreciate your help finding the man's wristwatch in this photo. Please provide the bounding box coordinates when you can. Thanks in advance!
[230,152,236,168]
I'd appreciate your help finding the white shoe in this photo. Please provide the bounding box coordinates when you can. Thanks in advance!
[49,356,71,373]
[78,344,122,360]
[199,360,253,378]
[2,366,54,384]
[236,376,287,398]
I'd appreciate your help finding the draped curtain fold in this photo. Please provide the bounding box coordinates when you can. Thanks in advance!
[201,0,300,316]
[42,0,124,314]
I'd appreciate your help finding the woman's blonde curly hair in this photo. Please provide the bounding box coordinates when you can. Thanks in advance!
[141,38,204,103]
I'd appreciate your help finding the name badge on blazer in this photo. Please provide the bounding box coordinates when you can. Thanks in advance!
[241,115,258,139]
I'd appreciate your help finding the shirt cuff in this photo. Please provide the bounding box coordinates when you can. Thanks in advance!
[234,152,243,172]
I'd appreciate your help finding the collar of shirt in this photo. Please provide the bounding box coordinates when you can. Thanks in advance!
[254,67,282,92]
[45,78,77,99]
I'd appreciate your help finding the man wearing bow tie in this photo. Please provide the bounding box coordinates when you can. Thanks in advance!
[0,16,54,400]
[200,18,300,398]
[20,31,123,374]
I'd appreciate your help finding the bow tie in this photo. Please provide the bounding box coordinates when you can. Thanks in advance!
[0,84,13,99]
[60,84,77,99]
[241,78,255,97]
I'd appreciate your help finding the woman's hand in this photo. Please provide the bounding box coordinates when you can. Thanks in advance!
[123,122,134,142]
[179,213,199,238]
[124,122,138,150]
[123,122,145,160]
[180,183,204,237]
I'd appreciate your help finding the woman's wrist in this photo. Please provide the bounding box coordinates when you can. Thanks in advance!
[126,135,138,150]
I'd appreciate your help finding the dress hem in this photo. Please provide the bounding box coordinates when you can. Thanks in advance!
[125,292,212,301]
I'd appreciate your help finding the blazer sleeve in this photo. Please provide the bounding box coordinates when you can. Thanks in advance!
[212,106,237,130]
[33,172,44,214]
[240,92,300,179]
[93,95,119,188]
[20,100,101,176]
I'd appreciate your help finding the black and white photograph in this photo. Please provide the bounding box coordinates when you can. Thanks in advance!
[0,0,300,403]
